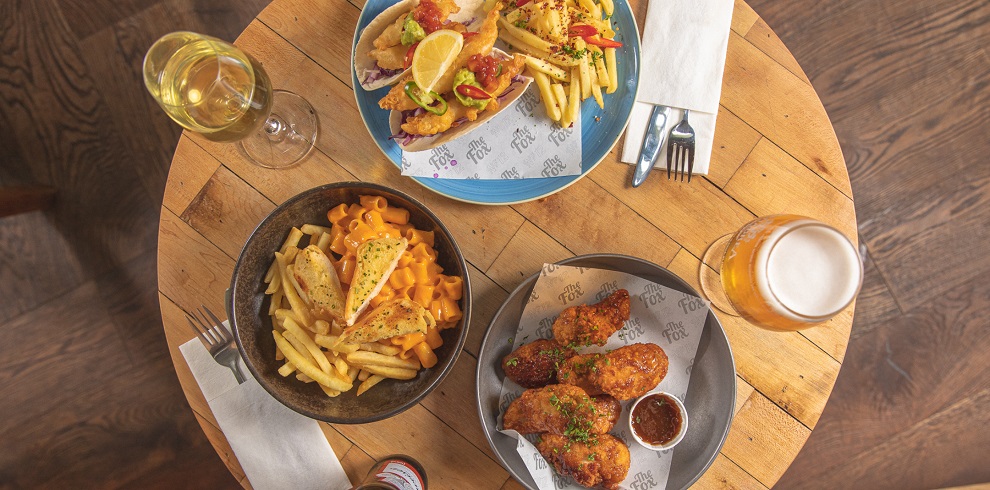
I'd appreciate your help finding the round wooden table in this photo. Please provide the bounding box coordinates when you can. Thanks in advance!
[157,0,856,487]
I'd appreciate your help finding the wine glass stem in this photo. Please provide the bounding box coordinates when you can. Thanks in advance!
[264,114,288,142]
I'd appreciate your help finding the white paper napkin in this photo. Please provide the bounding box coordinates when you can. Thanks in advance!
[619,0,734,176]
[180,323,351,490]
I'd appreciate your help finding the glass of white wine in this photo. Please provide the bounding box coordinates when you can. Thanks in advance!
[143,31,318,168]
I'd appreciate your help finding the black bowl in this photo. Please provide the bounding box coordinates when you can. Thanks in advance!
[228,182,471,423]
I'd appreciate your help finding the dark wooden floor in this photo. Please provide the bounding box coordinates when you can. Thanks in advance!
[0,0,986,488]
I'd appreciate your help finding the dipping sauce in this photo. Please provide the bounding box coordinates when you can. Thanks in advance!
[631,393,683,446]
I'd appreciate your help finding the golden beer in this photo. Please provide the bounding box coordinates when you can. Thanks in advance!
[718,215,862,331]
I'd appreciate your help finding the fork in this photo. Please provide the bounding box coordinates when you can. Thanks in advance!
[186,305,247,384]
[666,109,696,182]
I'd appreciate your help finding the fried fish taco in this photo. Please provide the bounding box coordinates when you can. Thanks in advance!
[355,0,465,90]
[383,4,532,151]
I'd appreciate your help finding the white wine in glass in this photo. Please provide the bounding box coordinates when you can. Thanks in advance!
[143,32,317,167]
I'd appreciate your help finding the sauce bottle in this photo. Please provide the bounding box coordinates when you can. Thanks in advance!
[350,455,427,490]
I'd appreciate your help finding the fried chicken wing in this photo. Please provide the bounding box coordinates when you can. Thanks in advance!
[536,433,630,490]
[552,289,631,347]
[503,385,620,436]
[502,339,577,388]
[558,343,669,400]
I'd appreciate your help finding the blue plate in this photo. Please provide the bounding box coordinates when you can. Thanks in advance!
[351,0,641,205]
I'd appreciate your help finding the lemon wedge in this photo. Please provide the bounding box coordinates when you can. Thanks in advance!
[411,30,464,95]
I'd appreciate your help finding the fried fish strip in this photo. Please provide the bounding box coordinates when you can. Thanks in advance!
[379,3,504,111]
[373,14,408,50]
[399,54,525,135]
[400,94,477,135]
[368,45,408,70]
[373,0,461,50]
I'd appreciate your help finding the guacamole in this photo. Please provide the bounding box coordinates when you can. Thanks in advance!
[401,15,426,46]
[453,69,490,110]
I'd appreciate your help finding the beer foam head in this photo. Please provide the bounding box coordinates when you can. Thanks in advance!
[760,223,862,320]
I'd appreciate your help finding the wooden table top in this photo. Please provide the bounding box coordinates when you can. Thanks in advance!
[157,0,857,487]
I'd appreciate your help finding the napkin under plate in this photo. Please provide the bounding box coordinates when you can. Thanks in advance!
[180,323,351,490]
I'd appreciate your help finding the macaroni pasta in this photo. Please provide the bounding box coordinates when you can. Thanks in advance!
[262,195,463,396]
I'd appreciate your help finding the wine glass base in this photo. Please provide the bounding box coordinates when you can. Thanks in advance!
[699,233,741,317]
[239,90,318,169]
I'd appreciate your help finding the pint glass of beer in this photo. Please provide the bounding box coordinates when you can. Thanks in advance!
[700,215,863,331]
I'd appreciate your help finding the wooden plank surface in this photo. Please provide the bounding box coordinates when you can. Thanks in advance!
[155,0,858,487]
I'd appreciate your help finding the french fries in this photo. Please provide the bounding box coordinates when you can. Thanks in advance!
[346,351,420,371]
[357,375,385,396]
[605,48,618,93]
[523,55,569,82]
[496,0,622,126]
[261,197,461,399]
[273,331,352,391]
[532,70,562,121]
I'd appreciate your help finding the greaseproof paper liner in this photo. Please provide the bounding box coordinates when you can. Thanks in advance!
[399,85,583,179]
[496,264,710,490]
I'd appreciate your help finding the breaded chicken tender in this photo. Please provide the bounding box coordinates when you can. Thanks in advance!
[503,384,620,436]
[552,289,631,347]
[536,433,630,490]
[558,343,669,400]
[502,339,576,388]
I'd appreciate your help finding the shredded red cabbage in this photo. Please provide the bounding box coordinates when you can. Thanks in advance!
[363,63,404,85]
[389,109,431,146]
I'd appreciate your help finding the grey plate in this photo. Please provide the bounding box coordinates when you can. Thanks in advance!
[475,254,735,489]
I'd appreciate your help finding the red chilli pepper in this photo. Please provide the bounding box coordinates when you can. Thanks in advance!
[403,42,420,69]
[583,35,623,48]
[462,31,478,40]
[514,0,532,6]
[568,24,598,38]
[455,84,492,100]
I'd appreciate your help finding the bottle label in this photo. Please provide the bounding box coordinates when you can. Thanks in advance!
[375,460,425,490]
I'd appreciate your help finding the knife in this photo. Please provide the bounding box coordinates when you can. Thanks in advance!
[632,105,670,187]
